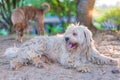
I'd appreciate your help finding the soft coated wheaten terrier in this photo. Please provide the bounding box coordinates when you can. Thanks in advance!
[5,24,118,71]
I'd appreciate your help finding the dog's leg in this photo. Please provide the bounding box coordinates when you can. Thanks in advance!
[14,23,25,42]
[32,54,45,68]
[10,58,29,70]
[75,63,92,72]
[61,57,91,72]
[17,30,23,42]
[36,17,44,35]
[87,47,118,66]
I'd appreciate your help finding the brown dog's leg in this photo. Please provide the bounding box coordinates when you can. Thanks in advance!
[17,29,24,42]
[14,23,25,42]
[39,22,44,35]
[36,16,44,35]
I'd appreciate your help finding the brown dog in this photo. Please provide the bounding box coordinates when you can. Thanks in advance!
[11,3,50,42]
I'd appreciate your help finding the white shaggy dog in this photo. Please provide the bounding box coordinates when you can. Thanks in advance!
[5,24,118,71]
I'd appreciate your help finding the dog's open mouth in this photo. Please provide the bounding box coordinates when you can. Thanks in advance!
[66,42,78,50]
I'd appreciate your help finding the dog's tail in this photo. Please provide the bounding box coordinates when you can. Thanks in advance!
[4,45,19,58]
[40,2,50,12]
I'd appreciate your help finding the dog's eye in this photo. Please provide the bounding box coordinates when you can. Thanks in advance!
[73,32,77,36]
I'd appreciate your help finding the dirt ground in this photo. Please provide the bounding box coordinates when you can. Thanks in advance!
[0,33,120,80]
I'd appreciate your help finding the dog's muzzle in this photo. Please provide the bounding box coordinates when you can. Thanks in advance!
[65,37,78,50]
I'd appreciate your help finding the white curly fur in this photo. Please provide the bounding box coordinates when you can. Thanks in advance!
[4,46,18,58]
[6,24,118,71]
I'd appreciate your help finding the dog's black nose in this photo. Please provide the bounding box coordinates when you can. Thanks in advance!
[65,37,69,42]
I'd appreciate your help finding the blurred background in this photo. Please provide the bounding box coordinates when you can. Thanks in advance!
[0,0,120,35]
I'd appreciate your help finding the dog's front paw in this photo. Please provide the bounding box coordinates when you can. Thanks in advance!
[95,57,118,66]
[102,58,118,66]
[76,66,90,73]
[32,54,45,68]
[34,61,46,68]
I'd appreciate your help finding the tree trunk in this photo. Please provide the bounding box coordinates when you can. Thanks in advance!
[75,0,97,32]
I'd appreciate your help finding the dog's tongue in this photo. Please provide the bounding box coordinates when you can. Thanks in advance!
[67,43,72,49]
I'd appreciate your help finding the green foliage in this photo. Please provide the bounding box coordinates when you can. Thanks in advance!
[95,6,120,25]
[23,0,45,7]
[45,23,68,35]
[0,0,23,32]
[47,0,76,17]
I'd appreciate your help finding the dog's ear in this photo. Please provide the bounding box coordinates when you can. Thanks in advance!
[83,28,93,46]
